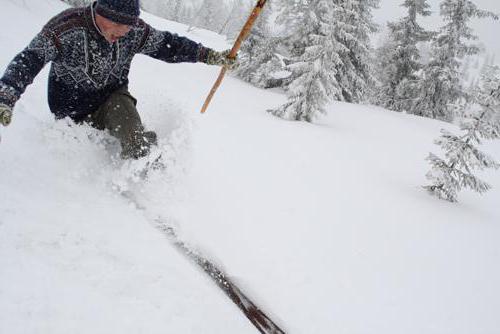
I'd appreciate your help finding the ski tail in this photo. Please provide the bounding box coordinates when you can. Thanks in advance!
[156,221,286,334]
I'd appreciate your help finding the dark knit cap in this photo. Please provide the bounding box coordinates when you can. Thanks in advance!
[95,0,140,26]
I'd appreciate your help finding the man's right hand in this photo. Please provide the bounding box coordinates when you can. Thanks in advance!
[206,49,239,70]
[0,104,12,126]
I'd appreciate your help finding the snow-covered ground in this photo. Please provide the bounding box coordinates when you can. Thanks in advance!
[1,0,500,333]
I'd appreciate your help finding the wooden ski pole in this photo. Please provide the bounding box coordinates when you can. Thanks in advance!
[200,0,268,114]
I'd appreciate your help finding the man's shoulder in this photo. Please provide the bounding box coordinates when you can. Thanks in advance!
[43,6,89,37]
[131,18,150,35]
[127,19,152,51]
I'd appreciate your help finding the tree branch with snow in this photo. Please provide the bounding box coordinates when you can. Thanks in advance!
[424,66,500,202]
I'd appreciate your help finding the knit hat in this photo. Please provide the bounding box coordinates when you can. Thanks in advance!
[95,0,140,26]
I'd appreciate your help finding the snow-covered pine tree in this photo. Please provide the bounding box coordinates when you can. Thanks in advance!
[194,0,228,32]
[177,5,195,26]
[409,0,497,121]
[425,66,500,202]
[131,0,190,24]
[170,0,183,22]
[234,0,284,88]
[335,0,379,103]
[219,0,252,39]
[371,32,398,102]
[61,0,92,7]
[274,0,311,58]
[373,0,432,112]
[250,50,286,88]
[268,0,344,122]
[153,0,172,21]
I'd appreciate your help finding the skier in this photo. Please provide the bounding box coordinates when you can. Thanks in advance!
[0,0,237,159]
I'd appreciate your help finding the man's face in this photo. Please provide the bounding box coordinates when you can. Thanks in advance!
[95,14,132,43]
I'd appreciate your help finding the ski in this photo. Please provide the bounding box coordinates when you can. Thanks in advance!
[155,221,286,334]
[120,191,286,334]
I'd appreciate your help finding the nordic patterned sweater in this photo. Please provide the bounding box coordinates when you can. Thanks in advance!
[0,4,210,121]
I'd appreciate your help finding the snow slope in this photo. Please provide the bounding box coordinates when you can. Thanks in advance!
[1,1,500,333]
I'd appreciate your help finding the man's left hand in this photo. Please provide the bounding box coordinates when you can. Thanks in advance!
[0,104,12,127]
[206,49,239,70]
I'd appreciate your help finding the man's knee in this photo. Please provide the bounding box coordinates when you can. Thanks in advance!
[121,130,158,159]
[91,88,157,159]
[105,94,140,129]
[92,88,140,131]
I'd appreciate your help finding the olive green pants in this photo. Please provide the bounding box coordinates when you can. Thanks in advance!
[86,87,157,159]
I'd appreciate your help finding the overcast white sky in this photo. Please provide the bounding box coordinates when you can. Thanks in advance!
[373,0,500,60]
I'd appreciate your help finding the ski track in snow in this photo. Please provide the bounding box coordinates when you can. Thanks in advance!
[2,1,500,333]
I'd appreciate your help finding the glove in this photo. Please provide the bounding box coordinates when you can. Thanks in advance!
[0,103,12,126]
[206,49,239,70]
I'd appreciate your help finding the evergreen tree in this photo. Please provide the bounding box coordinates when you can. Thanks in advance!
[373,0,432,111]
[234,0,283,88]
[410,0,497,121]
[275,0,311,58]
[177,5,195,26]
[370,33,397,102]
[269,0,344,121]
[136,0,189,24]
[220,0,252,39]
[425,66,500,202]
[61,0,92,7]
[335,0,379,103]
[170,0,183,22]
[250,50,286,88]
[195,0,228,32]
[269,0,379,121]
[155,0,172,21]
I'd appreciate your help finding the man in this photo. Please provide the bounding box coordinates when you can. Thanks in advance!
[0,0,236,159]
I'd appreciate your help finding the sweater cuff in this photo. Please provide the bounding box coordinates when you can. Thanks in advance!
[0,82,17,109]
[197,46,211,63]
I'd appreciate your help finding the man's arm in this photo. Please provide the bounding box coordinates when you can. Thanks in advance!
[0,30,59,111]
[137,24,210,63]
[136,24,238,70]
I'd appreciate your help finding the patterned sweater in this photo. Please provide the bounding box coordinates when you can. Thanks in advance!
[0,4,210,121]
